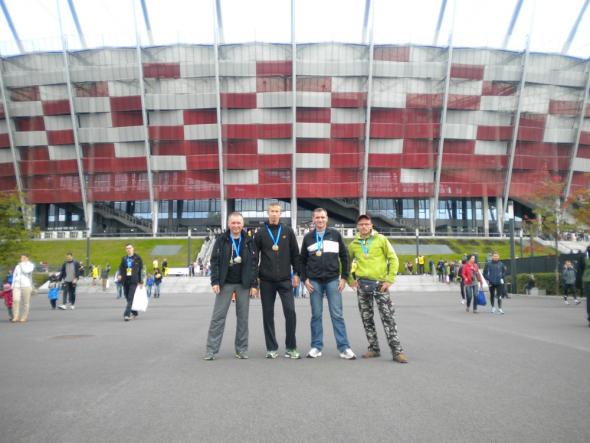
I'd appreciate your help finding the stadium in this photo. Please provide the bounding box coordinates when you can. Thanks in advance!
[0,0,589,235]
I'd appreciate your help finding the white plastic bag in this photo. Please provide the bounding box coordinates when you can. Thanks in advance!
[131,286,149,312]
[106,279,110,289]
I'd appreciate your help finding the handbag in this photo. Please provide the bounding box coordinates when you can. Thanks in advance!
[476,289,487,306]
[358,278,382,293]
[131,286,149,312]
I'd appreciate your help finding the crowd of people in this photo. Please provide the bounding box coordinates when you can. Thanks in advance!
[1,207,589,351]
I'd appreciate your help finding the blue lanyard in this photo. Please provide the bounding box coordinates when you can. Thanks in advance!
[360,237,372,256]
[231,235,242,258]
[126,257,133,268]
[266,224,282,248]
[315,230,325,252]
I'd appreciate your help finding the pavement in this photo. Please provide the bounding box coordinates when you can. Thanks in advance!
[1,279,589,443]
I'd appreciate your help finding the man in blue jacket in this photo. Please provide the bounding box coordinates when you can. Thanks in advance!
[204,212,258,360]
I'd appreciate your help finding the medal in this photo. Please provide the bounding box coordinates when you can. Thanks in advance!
[230,234,242,266]
[266,224,282,252]
[315,230,325,258]
[360,237,372,258]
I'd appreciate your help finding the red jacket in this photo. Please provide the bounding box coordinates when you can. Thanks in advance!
[0,286,13,308]
[462,262,483,286]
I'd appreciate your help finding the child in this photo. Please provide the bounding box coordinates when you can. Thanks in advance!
[48,273,60,309]
[0,282,13,321]
[146,274,154,298]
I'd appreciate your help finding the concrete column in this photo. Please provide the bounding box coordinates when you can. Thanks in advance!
[496,197,504,236]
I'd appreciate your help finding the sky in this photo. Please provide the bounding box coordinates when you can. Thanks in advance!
[0,0,589,58]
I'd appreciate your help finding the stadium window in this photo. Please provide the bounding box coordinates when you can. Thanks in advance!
[418,199,429,219]
[402,199,415,219]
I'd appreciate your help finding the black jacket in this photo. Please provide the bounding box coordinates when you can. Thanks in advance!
[300,228,349,282]
[254,223,300,282]
[211,230,258,289]
[483,260,506,285]
[118,254,144,285]
[58,260,82,282]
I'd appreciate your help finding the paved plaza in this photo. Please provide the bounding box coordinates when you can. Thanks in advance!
[1,279,589,443]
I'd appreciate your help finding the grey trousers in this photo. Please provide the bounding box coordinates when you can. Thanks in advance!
[206,283,250,355]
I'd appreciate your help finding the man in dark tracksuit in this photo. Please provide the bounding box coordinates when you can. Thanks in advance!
[204,212,258,360]
[255,202,301,359]
[57,252,82,310]
[483,252,507,314]
[117,243,144,321]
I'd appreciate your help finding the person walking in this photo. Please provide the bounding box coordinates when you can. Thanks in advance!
[11,254,35,323]
[101,264,111,292]
[300,208,356,360]
[462,254,483,313]
[153,268,162,298]
[576,246,590,327]
[483,252,507,314]
[114,269,123,299]
[418,255,425,275]
[117,243,145,321]
[254,202,301,359]
[204,212,258,360]
[457,259,467,304]
[57,252,82,310]
[562,261,580,305]
[347,214,408,364]
[91,264,99,286]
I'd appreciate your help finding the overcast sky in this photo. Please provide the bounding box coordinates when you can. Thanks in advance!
[0,0,589,58]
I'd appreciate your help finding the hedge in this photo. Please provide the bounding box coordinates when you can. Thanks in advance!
[506,272,584,296]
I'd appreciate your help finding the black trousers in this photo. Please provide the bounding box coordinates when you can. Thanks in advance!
[123,282,139,318]
[62,282,76,305]
[489,284,503,308]
[260,279,297,351]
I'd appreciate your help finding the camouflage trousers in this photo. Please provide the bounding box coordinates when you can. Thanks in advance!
[357,287,403,355]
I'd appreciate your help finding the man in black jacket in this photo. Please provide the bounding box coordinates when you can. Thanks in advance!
[300,208,356,360]
[117,243,144,321]
[255,202,301,359]
[204,212,258,360]
[57,252,82,310]
[483,252,507,314]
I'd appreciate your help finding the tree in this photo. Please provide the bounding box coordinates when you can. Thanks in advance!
[0,192,35,268]
[528,178,575,296]
[566,174,590,229]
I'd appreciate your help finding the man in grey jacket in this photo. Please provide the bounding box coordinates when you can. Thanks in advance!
[58,252,82,310]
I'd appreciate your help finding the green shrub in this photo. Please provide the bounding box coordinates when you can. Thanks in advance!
[506,272,563,295]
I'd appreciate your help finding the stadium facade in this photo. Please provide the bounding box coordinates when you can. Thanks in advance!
[0,42,589,235]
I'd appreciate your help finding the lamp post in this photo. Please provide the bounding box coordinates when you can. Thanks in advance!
[508,201,516,294]
[519,228,523,258]
[188,228,192,269]
[415,228,420,274]
[85,231,90,276]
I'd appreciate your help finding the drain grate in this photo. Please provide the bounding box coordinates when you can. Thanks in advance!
[50,334,94,340]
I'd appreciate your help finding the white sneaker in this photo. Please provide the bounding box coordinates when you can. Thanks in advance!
[498,309,505,314]
[339,348,357,360]
[58,305,67,310]
[491,307,496,314]
[461,300,465,305]
[564,300,569,305]
[70,305,75,310]
[575,299,581,305]
[306,348,322,358]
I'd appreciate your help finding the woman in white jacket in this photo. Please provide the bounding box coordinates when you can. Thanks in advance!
[12,254,35,322]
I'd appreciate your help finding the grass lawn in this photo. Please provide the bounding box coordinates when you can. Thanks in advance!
[27,237,204,273]
[347,237,554,271]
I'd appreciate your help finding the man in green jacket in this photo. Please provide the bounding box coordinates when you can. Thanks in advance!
[348,214,407,363]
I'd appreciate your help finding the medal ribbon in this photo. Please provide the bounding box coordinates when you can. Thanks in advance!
[266,224,282,250]
[360,237,372,256]
[231,234,242,259]
[315,230,325,253]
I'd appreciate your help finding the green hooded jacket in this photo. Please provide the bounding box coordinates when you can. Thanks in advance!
[348,230,399,284]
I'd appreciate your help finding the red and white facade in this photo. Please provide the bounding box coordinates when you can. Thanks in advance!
[0,43,589,232]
